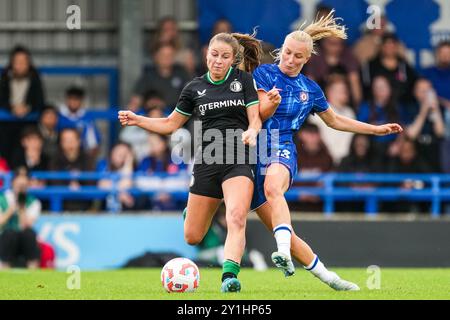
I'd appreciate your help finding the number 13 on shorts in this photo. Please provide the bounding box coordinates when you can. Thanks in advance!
[276,149,291,159]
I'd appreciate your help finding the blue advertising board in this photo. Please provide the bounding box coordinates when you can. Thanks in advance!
[35,215,197,270]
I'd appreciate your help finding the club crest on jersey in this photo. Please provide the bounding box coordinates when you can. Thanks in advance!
[300,91,309,102]
[230,79,242,92]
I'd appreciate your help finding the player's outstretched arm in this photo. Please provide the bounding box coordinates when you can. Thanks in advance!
[318,107,403,136]
[118,110,189,135]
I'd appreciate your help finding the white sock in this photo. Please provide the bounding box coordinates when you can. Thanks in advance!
[304,255,338,284]
[273,224,292,259]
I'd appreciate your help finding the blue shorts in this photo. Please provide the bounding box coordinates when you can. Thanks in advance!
[250,141,298,210]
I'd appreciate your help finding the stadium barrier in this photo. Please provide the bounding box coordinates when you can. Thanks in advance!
[34,214,195,270]
[33,214,450,269]
[1,172,450,216]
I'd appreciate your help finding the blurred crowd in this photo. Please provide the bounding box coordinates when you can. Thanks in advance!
[0,7,449,214]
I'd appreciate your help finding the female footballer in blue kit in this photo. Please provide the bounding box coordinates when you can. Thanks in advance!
[252,11,403,290]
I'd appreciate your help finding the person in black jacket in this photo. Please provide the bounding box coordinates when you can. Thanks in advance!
[0,46,45,166]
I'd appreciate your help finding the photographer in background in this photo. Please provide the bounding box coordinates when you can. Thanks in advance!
[0,167,41,269]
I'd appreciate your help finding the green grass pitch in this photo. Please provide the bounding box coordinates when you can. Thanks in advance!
[0,268,449,300]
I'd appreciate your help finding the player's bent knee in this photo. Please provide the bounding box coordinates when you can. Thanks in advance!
[264,183,284,201]
[226,207,247,230]
[184,231,203,246]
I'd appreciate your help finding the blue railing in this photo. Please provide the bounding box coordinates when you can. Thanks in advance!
[0,171,189,213]
[1,172,449,216]
[287,173,450,218]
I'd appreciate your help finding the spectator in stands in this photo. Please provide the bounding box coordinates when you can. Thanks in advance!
[388,137,431,174]
[138,134,185,175]
[338,134,377,173]
[336,134,378,212]
[296,123,334,173]
[150,16,197,77]
[292,124,333,212]
[387,138,432,213]
[212,18,233,35]
[0,46,45,165]
[308,75,355,165]
[357,75,400,164]
[0,168,41,269]
[37,105,59,160]
[304,36,362,107]
[97,142,140,211]
[442,106,450,174]
[140,90,167,115]
[11,127,48,176]
[361,33,418,104]
[58,86,101,160]
[49,128,94,211]
[136,134,186,211]
[120,91,166,163]
[128,43,190,112]
[424,42,450,173]
[0,46,45,115]
[423,41,450,110]
[0,154,9,189]
[353,15,406,65]
[401,78,445,172]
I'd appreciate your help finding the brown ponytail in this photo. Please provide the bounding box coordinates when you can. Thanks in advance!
[209,31,262,73]
[232,31,262,72]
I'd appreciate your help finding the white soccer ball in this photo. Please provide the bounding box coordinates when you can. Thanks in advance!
[161,257,200,293]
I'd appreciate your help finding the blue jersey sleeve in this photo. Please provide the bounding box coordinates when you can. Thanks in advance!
[310,83,329,114]
[253,65,274,92]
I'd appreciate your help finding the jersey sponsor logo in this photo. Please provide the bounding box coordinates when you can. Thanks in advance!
[198,99,245,116]
[197,89,206,97]
[230,79,243,92]
[300,91,309,102]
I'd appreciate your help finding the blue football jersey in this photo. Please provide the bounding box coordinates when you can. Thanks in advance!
[253,63,329,142]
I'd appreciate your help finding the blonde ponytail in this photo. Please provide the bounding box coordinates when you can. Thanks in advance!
[274,9,347,60]
[303,10,347,43]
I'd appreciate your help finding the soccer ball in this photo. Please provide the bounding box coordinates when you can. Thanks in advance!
[161,257,200,293]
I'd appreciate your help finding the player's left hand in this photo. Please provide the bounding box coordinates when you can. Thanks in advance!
[242,128,258,147]
[374,123,403,136]
[267,86,282,106]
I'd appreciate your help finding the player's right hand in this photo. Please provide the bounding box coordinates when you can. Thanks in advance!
[118,110,139,126]
[374,123,403,136]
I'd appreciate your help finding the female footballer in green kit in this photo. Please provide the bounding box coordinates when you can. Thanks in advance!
[119,32,263,293]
